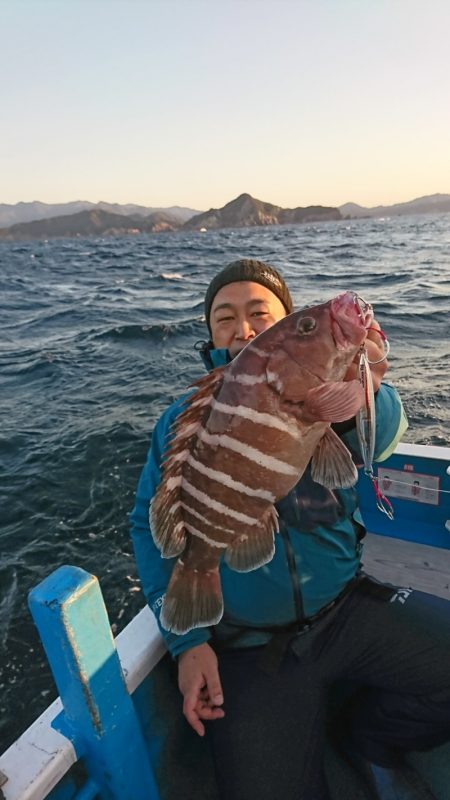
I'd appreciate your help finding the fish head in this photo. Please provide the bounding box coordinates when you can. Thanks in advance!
[256,291,373,401]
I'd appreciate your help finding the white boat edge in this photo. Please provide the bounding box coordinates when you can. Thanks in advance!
[0,607,166,800]
[394,442,450,461]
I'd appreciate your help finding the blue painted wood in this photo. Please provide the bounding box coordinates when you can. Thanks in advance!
[28,565,160,800]
[46,775,99,800]
[358,451,450,549]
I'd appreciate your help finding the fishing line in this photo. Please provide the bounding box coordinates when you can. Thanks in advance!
[372,476,450,496]
[356,345,395,518]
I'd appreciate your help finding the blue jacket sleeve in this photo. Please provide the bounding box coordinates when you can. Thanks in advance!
[343,382,408,461]
[129,399,211,658]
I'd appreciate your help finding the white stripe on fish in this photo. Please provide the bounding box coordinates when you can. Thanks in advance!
[181,478,261,525]
[198,429,299,476]
[185,522,229,549]
[224,372,268,385]
[185,453,276,501]
[181,501,235,534]
[211,398,302,439]
[236,344,268,359]
[189,394,213,408]
[266,370,283,392]
[166,475,183,491]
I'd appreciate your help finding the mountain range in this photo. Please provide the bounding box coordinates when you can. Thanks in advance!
[339,193,450,218]
[0,200,200,228]
[0,193,449,241]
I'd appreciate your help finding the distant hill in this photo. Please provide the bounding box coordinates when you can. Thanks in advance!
[0,193,343,240]
[0,209,183,240]
[184,193,341,230]
[339,194,450,218]
[0,200,201,229]
[1,192,449,240]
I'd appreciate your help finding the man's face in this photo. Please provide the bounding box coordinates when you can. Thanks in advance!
[209,281,288,357]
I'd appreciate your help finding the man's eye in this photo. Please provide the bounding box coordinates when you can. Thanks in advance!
[252,311,269,317]
[218,316,234,323]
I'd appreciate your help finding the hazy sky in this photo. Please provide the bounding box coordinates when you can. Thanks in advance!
[2,0,450,209]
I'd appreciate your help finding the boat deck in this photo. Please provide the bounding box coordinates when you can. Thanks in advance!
[363,532,450,600]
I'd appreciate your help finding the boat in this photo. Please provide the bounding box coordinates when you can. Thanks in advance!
[1,441,450,800]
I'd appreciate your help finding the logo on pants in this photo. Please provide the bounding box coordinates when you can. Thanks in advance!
[389,587,413,605]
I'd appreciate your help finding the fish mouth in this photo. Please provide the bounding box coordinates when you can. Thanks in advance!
[330,292,373,350]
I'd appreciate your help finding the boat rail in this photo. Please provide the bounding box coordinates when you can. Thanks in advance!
[0,598,166,800]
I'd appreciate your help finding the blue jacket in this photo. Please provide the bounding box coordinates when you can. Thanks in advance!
[129,348,408,658]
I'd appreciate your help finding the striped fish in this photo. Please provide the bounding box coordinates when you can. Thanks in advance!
[150,291,373,634]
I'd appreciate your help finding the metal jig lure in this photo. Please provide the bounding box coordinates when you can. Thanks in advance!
[352,294,394,519]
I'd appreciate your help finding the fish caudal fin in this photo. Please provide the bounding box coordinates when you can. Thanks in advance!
[224,504,278,572]
[311,427,358,488]
[160,561,223,634]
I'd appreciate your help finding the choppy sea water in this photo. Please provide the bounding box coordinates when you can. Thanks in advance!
[1,215,449,751]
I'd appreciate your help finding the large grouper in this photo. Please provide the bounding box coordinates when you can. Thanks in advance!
[150,291,373,634]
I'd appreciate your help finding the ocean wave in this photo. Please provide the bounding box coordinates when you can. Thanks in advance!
[93,317,204,341]
[1,215,450,752]
[159,271,185,281]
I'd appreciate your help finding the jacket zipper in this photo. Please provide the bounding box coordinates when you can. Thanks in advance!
[279,521,305,626]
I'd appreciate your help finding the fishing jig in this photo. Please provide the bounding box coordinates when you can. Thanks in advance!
[353,294,394,519]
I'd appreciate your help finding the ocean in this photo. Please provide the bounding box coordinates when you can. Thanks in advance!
[1,214,449,752]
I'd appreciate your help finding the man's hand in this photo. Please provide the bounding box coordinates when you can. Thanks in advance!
[344,319,388,391]
[178,642,225,736]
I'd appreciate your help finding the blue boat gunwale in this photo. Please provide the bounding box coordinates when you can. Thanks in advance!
[0,606,165,800]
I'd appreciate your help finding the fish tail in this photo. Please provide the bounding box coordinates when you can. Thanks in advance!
[160,560,223,635]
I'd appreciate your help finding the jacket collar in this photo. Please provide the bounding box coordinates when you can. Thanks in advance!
[196,341,232,371]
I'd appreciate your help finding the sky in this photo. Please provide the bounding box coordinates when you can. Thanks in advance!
[2,0,450,210]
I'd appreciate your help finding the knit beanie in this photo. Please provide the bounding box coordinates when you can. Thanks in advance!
[204,259,293,333]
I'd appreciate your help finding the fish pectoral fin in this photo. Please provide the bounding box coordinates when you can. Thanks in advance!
[302,380,364,423]
[225,506,277,572]
[161,560,223,634]
[310,427,358,488]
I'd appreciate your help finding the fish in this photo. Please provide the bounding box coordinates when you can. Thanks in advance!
[150,291,373,635]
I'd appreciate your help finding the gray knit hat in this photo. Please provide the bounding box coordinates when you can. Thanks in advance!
[205,259,293,333]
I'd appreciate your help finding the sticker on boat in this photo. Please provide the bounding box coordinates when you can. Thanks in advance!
[376,468,440,505]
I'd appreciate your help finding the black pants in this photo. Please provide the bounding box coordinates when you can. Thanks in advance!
[207,581,450,800]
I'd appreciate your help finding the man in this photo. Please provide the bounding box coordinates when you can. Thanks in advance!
[130,259,450,800]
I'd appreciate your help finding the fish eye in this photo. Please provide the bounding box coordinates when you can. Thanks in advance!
[296,316,316,335]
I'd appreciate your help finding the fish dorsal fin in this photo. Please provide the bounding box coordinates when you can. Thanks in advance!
[302,380,364,423]
[150,366,226,558]
[310,427,358,488]
[167,365,227,453]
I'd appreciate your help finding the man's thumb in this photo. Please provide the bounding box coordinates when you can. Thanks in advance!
[206,669,223,706]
